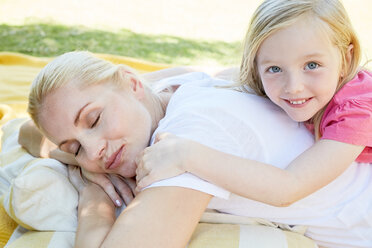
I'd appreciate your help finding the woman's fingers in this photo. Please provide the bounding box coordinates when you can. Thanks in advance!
[110,175,134,206]
[68,165,87,192]
[123,177,137,195]
[99,177,123,207]
[82,169,122,207]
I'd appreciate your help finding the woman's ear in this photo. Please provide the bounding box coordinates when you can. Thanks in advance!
[130,77,145,100]
[118,67,145,100]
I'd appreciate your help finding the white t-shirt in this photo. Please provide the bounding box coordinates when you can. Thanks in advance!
[149,73,372,247]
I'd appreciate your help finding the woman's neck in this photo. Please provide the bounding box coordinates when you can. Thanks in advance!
[143,88,172,134]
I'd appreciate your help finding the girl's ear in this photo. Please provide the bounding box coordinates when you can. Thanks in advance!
[340,44,353,78]
[345,44,354,67]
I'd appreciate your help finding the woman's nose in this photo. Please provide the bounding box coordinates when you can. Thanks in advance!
[82,136,105,161]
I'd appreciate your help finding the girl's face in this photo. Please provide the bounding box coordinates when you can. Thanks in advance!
[256,17,343,122]
[39,79,152,178]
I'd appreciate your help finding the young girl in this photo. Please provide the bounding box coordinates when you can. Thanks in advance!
[135,0,372,246]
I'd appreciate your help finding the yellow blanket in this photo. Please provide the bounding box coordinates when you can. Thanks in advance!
[0,52,317,248]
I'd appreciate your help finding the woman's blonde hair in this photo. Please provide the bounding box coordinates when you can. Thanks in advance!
[28,51,142,128]
[239,0,361,139]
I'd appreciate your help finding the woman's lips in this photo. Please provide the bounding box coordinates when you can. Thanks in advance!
[105,145,124,170]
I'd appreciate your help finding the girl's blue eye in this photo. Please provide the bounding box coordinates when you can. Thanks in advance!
[268,66,281,73]
[306,62,319,70]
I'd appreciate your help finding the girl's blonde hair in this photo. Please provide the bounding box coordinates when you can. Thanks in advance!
[28,51,142,128]
[239,0,361,139]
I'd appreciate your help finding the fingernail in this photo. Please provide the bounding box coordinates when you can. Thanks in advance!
[115,199,122,207]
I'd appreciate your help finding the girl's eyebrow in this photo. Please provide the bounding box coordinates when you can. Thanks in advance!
[258,52,326,66]
[303,52,325,59]
[257,57,278,66]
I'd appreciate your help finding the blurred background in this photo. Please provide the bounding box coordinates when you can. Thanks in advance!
[0,0,370,67]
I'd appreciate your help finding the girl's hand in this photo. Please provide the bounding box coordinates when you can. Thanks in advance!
[69,166,136,207]
[135,133,191,191]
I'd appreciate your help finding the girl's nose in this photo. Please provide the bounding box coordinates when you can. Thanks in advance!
[285,73,304,94]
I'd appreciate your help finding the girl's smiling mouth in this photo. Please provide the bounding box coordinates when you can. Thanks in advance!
[284,97,313,107]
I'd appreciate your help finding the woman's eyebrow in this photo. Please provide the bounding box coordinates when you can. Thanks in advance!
[74,102,91,125]
[58,102,91,148]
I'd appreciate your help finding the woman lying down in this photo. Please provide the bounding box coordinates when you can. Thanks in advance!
[19,51,372,248]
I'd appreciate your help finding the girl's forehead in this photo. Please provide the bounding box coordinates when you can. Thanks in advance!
[262,16,334,50]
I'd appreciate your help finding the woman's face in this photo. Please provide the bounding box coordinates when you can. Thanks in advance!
[39,79,152,178]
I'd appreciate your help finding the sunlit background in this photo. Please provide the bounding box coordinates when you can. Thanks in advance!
[0,0,370,67]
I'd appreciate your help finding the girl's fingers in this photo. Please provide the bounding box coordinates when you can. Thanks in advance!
[135,159,147,183]
[136,173,156,191]
[154,132,171,143]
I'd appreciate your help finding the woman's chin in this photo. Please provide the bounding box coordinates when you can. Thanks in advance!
[118,161,137,178]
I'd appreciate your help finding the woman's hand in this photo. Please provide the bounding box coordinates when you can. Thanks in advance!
[135,133,193,191]
[81,168,136,207]
[19,120,55,158]
[68,165,91,193]
[19,120,78,165]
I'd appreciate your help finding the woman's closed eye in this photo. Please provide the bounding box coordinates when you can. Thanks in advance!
[91,114,101,128]
[75,144,81,157]
[73,113,100,157]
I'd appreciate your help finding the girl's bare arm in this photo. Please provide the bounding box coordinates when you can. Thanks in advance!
[137,135,364,207]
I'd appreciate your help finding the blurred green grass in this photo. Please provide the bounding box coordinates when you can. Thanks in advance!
[0,23,242,66]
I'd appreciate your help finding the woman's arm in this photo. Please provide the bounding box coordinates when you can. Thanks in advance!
[19,119,78,164]
[75,184,212,248]
[74,183,116,248]
[137,134,364,207]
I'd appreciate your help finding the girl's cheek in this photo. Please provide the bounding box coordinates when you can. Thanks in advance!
[262,80,276,94]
